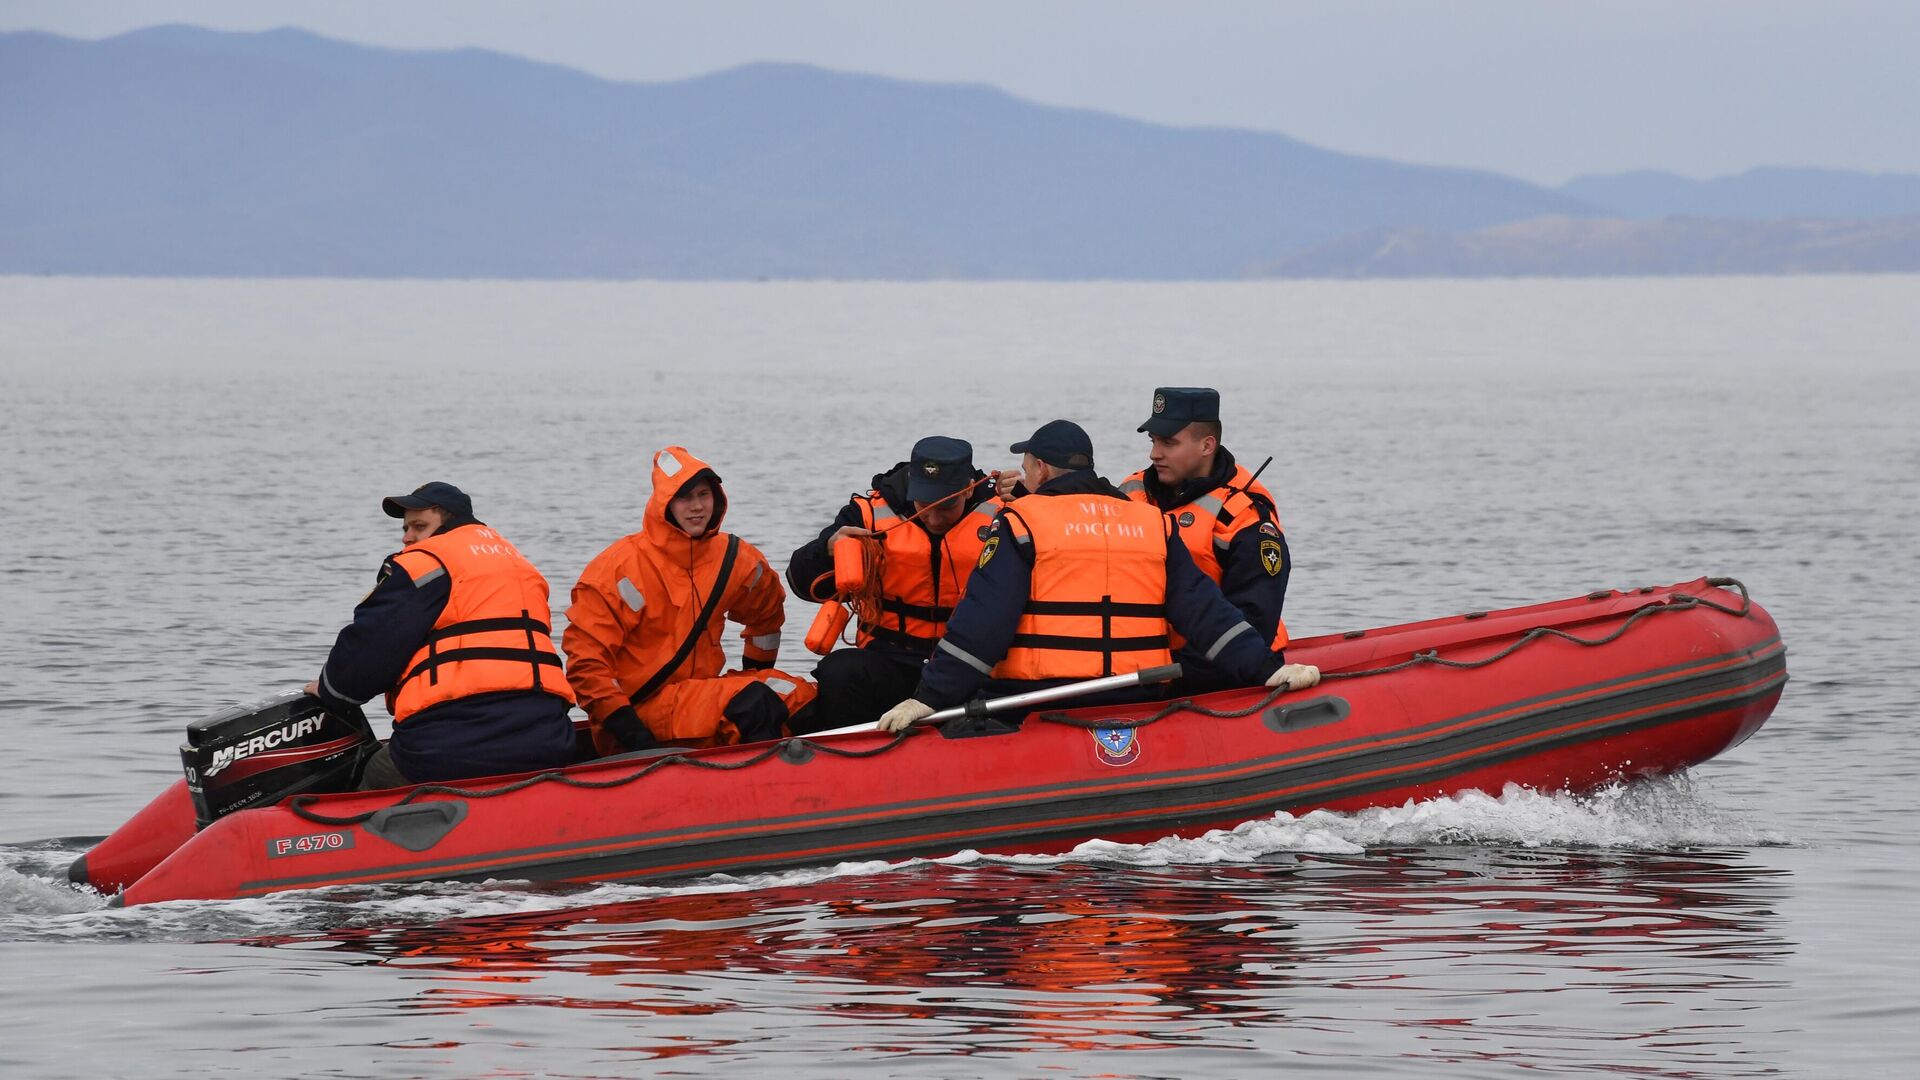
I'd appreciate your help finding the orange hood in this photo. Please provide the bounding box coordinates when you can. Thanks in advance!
[642,446,729,558]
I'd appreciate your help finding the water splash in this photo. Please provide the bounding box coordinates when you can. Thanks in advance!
[0,861,106,917]
[989,774,1790,872]
[2,773,1785,940]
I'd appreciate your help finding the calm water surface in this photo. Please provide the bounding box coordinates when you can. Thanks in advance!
[1,276,1916,1077]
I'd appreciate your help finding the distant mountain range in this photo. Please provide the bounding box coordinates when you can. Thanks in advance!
[1258,215,1920,279]
[3,25,1917,279]
[1561,167,1920,221]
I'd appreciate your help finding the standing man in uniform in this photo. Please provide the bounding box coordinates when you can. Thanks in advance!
[1121,387,1292,691]
[307,482,578,789]
[876,420,1318,732]
[787,436,1001,729]
[565,446,816,755]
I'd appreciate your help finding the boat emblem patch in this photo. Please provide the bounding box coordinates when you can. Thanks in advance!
[1260,539,1285,576]
[978,535,999,568]
[1178,511,1195,527]
[1092,725,1142,767]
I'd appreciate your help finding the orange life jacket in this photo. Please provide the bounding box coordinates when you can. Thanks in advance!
[1120,464,1290,651]
[991,493,1174,681]
[387,524,573,722]
[850,492,1001,654]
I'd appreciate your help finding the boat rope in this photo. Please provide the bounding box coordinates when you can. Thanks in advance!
[285,578,1751,825]
[286,729,915,826]
[1033,577,1753,730]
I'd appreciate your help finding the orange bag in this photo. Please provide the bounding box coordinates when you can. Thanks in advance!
[805,602,851,656]
[832,534,870,593]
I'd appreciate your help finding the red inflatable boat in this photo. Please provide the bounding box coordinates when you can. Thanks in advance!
[74,577,1785,906]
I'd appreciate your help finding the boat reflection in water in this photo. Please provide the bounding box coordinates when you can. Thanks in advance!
[237,848,1794,1067]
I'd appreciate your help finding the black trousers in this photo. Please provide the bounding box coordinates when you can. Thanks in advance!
[792,648,924,733]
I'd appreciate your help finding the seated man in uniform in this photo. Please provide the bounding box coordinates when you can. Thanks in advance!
[877,421,1319,732]
[565,446,816,755]
[1120,386,1292,691]
[307,482,578,790]
[786,436,1000,729]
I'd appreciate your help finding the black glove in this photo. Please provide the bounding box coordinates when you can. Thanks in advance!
[603,705,659,753]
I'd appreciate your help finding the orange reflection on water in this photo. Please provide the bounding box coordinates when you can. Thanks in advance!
[239,851,1791,1061]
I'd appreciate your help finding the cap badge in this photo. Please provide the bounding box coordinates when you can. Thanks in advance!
[1152,393,1166,414]
[921,461,942,477]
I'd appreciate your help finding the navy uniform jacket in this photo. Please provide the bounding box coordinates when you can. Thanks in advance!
[911,471,1285,710]
[314,517,575,783]
[1131,446,1289,649]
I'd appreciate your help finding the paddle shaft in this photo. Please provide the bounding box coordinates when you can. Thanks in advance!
[803,663,1184,739]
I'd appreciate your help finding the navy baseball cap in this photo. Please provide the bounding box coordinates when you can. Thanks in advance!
[1010,419,1095,470]
[907,435,977,503]
[382,481,473,519]
[1138,386,1221,437]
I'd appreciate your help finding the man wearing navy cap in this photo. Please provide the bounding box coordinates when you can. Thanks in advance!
[787,437,1002,729]
[305,482,578,789]
[1121,387,1292,691]
[876,421,1319,732]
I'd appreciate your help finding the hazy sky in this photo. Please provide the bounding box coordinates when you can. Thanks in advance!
[6,0,1917,184]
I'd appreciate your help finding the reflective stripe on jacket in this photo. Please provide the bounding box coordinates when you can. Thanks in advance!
[991,493,1174,680]
[387,524,572,722]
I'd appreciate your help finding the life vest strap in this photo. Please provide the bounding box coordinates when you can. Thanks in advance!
[877,596,954,623]
[1022,599,1165,619]
[401,647,563,686]
[861,622,940,653]
[423,615,552,643]
[1008,632,1170,653]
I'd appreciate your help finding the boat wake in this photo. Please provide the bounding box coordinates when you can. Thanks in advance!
[1,773,1786,938]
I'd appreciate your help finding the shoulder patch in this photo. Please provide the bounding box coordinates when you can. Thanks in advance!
[1260,538,1285,577]
[361,561,395,604]
[977,535,1000,569]
[1258,521,1282,537]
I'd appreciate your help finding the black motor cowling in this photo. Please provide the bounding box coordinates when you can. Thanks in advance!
[181,690,379,829]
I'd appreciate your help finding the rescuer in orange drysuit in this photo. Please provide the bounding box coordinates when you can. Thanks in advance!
[564,447,816,755]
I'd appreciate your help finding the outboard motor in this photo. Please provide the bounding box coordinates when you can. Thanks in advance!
[181,690,379,829]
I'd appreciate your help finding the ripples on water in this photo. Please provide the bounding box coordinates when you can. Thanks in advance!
[2,276,1917,1077]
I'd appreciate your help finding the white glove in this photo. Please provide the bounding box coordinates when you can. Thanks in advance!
[1265,663,1321,691]
[877,698,935,733]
